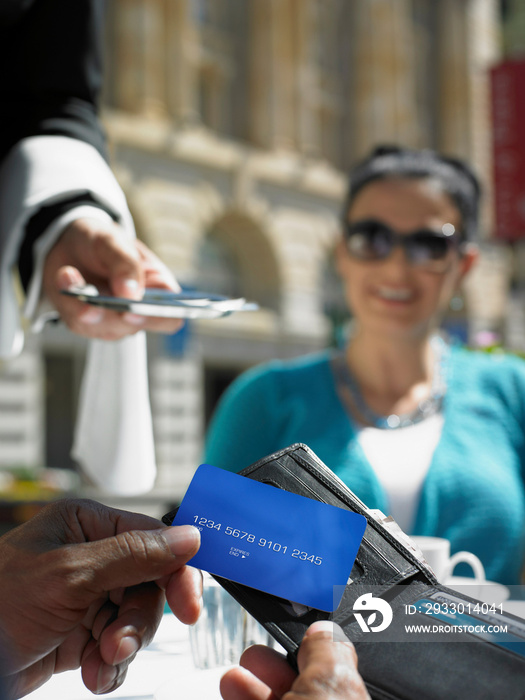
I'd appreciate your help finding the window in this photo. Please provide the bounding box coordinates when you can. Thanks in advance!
[411,0,440,147]
[192,0,249,139]
[307,0,348,167]
[195,235,242,298]
[203,366,242,427]
[45,355,76,470]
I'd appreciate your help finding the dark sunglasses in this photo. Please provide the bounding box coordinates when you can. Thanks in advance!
[344,219,463,271]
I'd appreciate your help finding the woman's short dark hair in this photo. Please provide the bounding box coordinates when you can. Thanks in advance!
[343,145,482,241]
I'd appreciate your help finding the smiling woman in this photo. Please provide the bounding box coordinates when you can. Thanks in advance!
[204,146,525,587]
[336,174,478,344]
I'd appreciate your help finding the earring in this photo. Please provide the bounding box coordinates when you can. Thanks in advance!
[449,294,464,311]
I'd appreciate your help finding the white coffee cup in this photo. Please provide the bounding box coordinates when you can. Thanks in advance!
[410,536,485,583]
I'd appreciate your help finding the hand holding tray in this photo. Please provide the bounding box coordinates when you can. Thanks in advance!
[61,285,259,319]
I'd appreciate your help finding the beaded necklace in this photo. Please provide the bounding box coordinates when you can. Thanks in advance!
[332,334,449,429]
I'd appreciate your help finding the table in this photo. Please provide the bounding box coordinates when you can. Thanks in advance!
[23,594,525,700]
[25,614,229,700]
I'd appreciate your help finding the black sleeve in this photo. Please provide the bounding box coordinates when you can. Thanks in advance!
[0,0,108,162]
[0,0,112,289]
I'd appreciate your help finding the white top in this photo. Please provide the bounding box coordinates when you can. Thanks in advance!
[358,412,444,533]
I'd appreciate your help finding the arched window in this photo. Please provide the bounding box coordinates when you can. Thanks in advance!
[194,235,242,298]
[193,215,280,312]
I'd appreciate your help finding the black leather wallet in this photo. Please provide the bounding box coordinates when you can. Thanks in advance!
[163,443,525,700]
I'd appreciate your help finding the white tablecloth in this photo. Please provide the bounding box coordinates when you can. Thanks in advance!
[25,614,228,700]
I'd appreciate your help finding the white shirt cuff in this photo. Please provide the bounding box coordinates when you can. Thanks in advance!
[0,134,135,357]
[25,204,114,331]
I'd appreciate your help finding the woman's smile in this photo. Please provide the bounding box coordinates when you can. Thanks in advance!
[373,285,415,303]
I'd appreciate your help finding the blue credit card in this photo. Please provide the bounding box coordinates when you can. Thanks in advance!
[171,463,367,611]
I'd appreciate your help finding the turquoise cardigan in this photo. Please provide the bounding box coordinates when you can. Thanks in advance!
[205,347,525,585]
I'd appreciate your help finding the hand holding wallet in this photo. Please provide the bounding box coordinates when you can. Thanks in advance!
[163,444,525,700]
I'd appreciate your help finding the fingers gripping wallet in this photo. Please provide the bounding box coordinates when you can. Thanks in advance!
[163,444,525,700]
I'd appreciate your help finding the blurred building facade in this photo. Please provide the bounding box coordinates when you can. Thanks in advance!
[0,0,509,499]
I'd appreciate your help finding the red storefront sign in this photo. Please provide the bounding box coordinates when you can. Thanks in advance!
[490,59,525,241]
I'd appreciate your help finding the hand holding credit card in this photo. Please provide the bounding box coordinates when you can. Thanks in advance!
[167,464,367,611]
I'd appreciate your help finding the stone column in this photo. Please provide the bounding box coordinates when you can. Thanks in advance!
[165,0,199,125]
[249,0,298,150]
[469,0,500,234]
[247,0,270,147]
[435,1,471,158]
[351,0,419,159]
[293,0,317,156]
[437,0,499,229]
[144,0,169,118]
[111,0,168,117]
